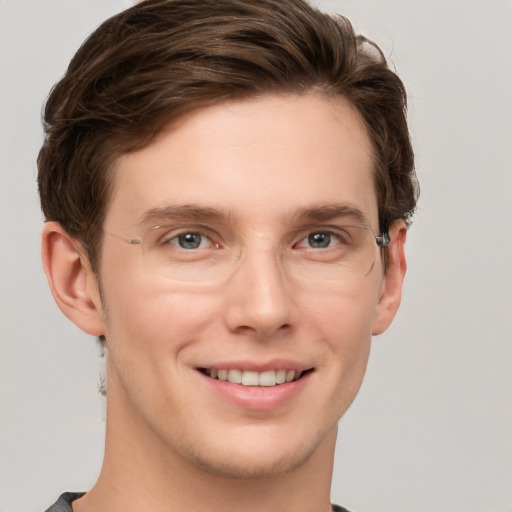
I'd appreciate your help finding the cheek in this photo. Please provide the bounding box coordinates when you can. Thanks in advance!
[100,274,219,364]
[301,284,380,392]
[302,282,380,346]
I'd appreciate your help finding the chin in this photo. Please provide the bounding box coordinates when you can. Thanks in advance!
[188,446,313,479]
[177,423,336,480]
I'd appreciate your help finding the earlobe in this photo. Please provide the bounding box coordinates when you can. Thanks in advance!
[41,222,105,336]
[372,220,407,336]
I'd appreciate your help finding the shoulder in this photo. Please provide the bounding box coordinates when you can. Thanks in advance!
[332,505,352,512]
[44,492,85,512]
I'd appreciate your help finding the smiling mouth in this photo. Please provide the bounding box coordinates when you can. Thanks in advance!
[198,368,314,387]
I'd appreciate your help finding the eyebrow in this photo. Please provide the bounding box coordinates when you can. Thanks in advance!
[290,203,369,226]
[138,204,231,226]
[137,202,369,228]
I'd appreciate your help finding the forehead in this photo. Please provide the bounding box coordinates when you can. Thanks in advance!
[107,93,377,230]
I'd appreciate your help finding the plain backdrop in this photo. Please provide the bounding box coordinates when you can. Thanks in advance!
[1,1,511,511]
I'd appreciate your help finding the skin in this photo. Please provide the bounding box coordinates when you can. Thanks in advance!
[42,93,407,512]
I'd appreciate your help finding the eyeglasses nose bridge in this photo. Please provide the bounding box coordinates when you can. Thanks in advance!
[229,244,288,279]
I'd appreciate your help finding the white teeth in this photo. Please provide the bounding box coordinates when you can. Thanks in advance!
[259,370,276,387]
[228,369,242,384]
[206,368,304,386]
[241,371,259,386]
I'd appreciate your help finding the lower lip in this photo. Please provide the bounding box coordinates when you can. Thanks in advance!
[198,371,312,411]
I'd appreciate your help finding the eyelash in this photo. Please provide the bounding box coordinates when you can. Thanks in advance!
[157,228,349,252]
[294,231,346,250]
[160,230,219,250]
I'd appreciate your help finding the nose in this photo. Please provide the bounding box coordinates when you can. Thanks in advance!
[222,246,297,339]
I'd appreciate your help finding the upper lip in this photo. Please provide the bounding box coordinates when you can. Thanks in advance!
[196,359,313,373]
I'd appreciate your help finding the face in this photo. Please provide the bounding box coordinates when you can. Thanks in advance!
[92,94,402,477]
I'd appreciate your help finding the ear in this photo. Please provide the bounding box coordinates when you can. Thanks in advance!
[41,222,105,336]
[372,220,407,335]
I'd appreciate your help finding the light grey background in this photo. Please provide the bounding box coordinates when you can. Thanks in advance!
[1,1,511,511]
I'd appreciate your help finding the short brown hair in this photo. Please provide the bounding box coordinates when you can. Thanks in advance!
[38,0,418,273]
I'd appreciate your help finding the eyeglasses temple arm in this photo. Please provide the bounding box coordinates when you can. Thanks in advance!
[375,232,390,247]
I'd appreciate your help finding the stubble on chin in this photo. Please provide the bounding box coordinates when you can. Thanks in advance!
[180,425,337,480]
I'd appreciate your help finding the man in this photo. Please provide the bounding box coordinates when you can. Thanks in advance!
[38,0,417,511]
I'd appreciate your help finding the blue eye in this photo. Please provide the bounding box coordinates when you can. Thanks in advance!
[179,233,202,249]
[169,232,210,249]
[307,232,332,248]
